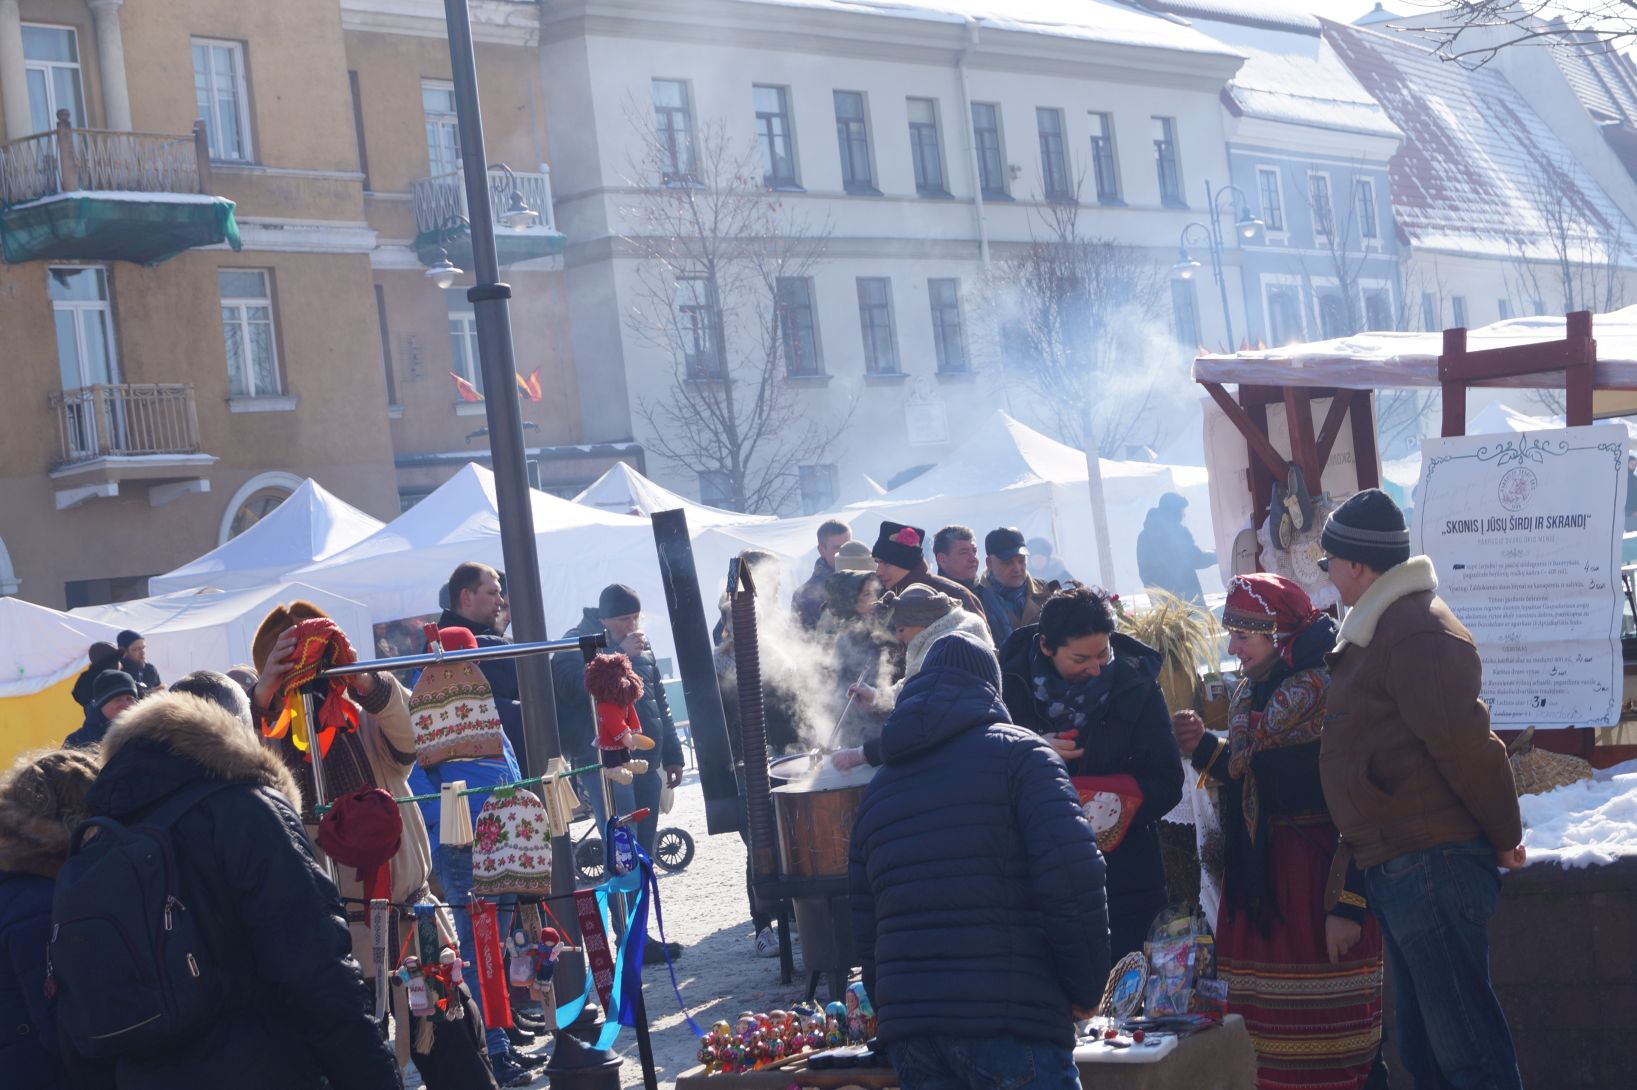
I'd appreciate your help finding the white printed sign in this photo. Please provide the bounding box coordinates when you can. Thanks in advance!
[1411,425,1628,728]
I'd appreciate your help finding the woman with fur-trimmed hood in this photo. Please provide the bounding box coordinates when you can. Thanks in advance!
[74,692,399,1090]
[0,746,101,1089]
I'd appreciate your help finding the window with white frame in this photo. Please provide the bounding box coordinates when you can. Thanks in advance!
[22,25,85,131]
[798,464,838,515]
[1317,291,1348,339]
[1364,288,1393,331]
[1498,298,1512,320]
[1420,292,1438,331]
[1152,116,1183,205]
[421,80,460,176]
[675,276,721,377]
[1355,177,1378,240]
[1451,295,1468,328]
[698,470,732,509]
[928,278,968,373]
[777,276,821,376]
[754,84,797,188]
[192,38,252,161]
[907,97,947,196]
[50,266,118,389]
[1037,107,1071,201]
[1170,279,1200,348]
[1089,112,1119,203]
[447,294,481,395]
[972,102,1007,199]
[1308,172,1333,237]
[220,270,280,397]
[857,277,899,373]
[1266,284,1304,346]
[652,79,696,183]
[834,91,875,193]
[1257,166,1283,232]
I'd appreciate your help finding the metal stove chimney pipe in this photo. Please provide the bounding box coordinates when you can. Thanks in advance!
[728,557,777,879]
[651,509,741,834]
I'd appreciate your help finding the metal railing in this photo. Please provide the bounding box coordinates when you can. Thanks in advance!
[410,165,555,236]
[48,383,202,464]
[0,110,212,208]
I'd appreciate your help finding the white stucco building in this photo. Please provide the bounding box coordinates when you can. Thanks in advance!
[540,0,1248,511]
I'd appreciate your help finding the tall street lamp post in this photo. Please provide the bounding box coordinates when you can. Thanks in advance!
[1173,178,1264,350]
[439,0,580,977]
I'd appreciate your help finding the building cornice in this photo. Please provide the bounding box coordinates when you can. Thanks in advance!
[1227,115,1402,160]
[204,218,379,255]
[341,0,538,46]
[540,1,1243,90]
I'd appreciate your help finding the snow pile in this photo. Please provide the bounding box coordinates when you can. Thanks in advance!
[1519,760,1637,868]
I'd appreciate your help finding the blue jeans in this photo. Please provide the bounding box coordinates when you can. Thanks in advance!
[888,1035,1081,1090]
[435,843,516,1057]
[1364,839,1523,1090]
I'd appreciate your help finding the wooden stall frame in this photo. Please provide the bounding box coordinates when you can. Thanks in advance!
[1199,310,1616,762]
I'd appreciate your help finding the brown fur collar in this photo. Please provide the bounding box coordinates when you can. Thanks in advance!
[0,746,99,877]
[102,693,304,812]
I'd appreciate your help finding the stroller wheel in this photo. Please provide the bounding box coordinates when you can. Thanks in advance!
[653,827,695,872]
[575,836,606,883]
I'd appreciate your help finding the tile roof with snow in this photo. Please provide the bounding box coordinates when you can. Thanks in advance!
[744,0,1243,57]
[1324,19,1637,263]
[1551,36,1637,127]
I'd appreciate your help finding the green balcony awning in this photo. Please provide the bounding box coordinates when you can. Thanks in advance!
[1,192,241,265]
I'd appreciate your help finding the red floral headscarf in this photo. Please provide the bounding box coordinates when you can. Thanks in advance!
[1222,573,1323,665]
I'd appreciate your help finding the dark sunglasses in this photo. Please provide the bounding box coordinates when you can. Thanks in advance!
[1317,555,1332,573]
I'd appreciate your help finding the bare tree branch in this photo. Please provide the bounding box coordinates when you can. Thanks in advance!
[619,106,851,513]
[1411,1,1637,68]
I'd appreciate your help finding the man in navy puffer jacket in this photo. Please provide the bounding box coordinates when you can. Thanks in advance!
[849,631,1111,1089]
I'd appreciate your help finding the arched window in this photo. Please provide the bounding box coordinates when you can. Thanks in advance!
[218,471,304,545]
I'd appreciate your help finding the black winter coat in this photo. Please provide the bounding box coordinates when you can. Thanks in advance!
[998,626,1184,957]
[849,660,1111,1048]
[0,871,63,1088]
[75,698,398,1090]
[550,609,684,767]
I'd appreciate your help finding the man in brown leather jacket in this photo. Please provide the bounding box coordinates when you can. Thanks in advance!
[1318,488,1524,1090]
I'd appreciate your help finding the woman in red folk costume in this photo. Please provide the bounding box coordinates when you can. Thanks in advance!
[584,653,655,785]
[1172,574,1383,1090]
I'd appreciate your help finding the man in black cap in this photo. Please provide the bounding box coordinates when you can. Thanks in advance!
[1318,488,1524,1090]
[64,669,139,747]
[976,527,1059,647]
[871,520,985,620]
[115,629,163,695]
[553,587,684,881]
[1136,492,1215,605]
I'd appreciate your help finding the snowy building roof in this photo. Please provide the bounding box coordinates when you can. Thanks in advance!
[742,0,1243,58]
[1167,10,1400,140]
[1135,0,1318,35]
[1324,19,1637,262]
[1551,36,1637,127]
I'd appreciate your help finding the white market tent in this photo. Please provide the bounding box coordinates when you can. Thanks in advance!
[839,412,1218,596]
[0,598,127,764]
[69,582,374,683]
[148,478,386,596]
[573,461,775,526]
[290,463,675,659]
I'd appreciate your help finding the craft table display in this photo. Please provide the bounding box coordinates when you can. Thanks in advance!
[675,1014,1256,1090]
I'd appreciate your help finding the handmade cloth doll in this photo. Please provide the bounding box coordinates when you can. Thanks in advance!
[584,652,655,784]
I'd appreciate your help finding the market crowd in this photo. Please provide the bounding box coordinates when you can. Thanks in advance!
[1,490,1527,1090]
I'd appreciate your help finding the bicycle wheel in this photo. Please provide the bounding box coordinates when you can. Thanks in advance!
[575,836,606,884]
[653,827,695,872]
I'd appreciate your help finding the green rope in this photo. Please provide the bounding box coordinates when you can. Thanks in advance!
[313,760,603,815]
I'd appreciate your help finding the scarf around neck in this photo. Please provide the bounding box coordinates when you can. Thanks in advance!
[1029,637,1114,732]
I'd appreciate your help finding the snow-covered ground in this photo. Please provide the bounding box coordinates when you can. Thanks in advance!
[508,769,811,1088]
[1519,758,1637,869]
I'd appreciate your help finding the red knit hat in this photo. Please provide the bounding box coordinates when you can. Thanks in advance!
[317,787,402,902]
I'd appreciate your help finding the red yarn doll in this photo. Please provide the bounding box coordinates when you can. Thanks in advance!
[584,652,656,784]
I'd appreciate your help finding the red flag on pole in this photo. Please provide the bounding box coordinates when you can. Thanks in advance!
[450,372,482,402]
[525,368,543,402]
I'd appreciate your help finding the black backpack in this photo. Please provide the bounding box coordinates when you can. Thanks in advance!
[49,779,236,1059]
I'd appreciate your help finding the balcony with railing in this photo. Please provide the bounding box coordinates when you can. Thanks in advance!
[410,165,563,268]
[0,110,240,264]
[46,383,217,510]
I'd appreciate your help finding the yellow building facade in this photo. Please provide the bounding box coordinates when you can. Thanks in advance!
[0,0,600,609]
